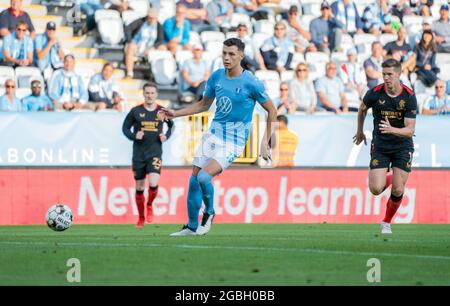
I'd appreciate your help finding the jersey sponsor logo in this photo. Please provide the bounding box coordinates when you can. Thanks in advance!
[216,96,232,115]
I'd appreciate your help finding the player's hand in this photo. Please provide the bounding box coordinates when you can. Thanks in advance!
[260,142,272,162]
[353,131,367,145]
[136,129,144,140]
[379,116,394,134]
[158,108,175,121]
[159,133,167,142]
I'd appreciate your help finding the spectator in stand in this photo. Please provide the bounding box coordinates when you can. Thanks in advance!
[411,20,432,48]
[384,26,416,80]
[21,80,54,111]
[286,5,315,53]
[260,21,294,74]
[275,82,296,114]
[364,41,384,89]
[339,48,367,99]
[163,4,191,55]
[236,23,265,72]
[331,0,364,37]
[289,63,316,113]
[0,79,22,111]
[362,0,392,35]
[310,1,344,53]
[206,0,233,33]
[75,0,103,32]
[230,0,258,16]
[124,9,165,78]
[108,0,130,13]
[432,4,450,53]
[315,61,349,113]
[88,62,123,111]
[0,0,35,39]
[422,79,449,115]
[415,0,433,17]
[271,115,298,168]
[178,0,218,32]
[34,21,65,78]
[0,21,33,67]
[414,29,439,87]
[49,54,89,111]
[180,44,210,101]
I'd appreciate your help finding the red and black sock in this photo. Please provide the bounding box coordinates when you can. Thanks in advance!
[135,189,145,219]
[147,186,159,207]
[383,193,403,223]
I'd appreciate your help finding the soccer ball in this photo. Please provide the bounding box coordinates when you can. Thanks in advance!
[45,204,73,231]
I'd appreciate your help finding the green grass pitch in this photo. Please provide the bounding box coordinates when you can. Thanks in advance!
[1,224,449,285]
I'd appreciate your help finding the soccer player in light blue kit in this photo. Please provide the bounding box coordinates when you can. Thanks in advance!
[159,38,277,236]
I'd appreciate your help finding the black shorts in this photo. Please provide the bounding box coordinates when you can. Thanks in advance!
[132,156,162,180]
[370,144,414,173]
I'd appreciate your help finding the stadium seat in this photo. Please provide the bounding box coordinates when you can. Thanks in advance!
[210,56,224,73]
[302,0,322,15]
[151,58,177,86]
[175,50,194,67]
[0,66,15,89]
[230,13,252,29]
[32,16,63,29]
[205,40,223,58]
[225,31,238,39]
[157,0,176,24]
[76,58,107,72]
[255,70,280,100]
[290,52,305,69]
[253,20,275,36]
[201,50,220,67]
[200,31,225,44]
[416,93,429,114]
[15,88,32,100]
[94,9,121,23]
[305,51,329,63]
[61,36,96,49]
[353,33,377,46]
[74,67,96,88]
[402,15,424,29]
[379,33,398,46]
[331,51,348,64]
[15,67,44,89]
[280,70,294,82]
[122,10,145,27]
[299,14,315,31]
[122,0,149,26]
[308,62,326,81]
[189,31,201,45]
[252,32,271,50]
[436,53,450,65]
[147,50,174,65]
[96,17,125,46]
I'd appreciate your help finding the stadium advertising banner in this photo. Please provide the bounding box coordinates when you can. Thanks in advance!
[0,113,449,167]
[0,168,448,225]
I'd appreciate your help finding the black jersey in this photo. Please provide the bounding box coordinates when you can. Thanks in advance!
[122,104,174,162]
[363,83,417,151]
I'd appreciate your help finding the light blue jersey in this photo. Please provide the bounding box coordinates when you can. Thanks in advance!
[204,69,269,147]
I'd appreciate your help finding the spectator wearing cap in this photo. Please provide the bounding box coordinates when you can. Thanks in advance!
[124,9,165,78]
[236,23,265,72]
[49,54,89,111]
[361,0,392,35]
[0,21,33,67]
[0,79,22,112]
[289,63,316,113]
[34,22,65,76]
[21,80,54,111]
[75,0,103,32]
[339,48,367,99]
[364,41,384,89]
[230,0,258,16]
[0,0,35,39]
[180,44,210,100]
[206,0,233,32]
[88,62,123,111]
[422,79,450,115]
[260,21,295,74]
[432,4,450,53]
[286,5,315,53]
[310,1,344,53]
[178,0,219,32]
[163,4,191,55]
[383,26,416,78]
[315,61,349,113]
[331,0,364,37]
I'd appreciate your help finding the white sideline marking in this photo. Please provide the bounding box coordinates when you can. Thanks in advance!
[1,241,450,261]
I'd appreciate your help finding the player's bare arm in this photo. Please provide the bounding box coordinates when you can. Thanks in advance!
[260,99,278,161]
[158,96,214,120]
[379,116,416,138]
[353,102,368,145]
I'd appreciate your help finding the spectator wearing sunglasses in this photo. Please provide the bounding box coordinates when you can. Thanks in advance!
[0,79,22,111]
[0,21,33,67]
[21,80,54,111]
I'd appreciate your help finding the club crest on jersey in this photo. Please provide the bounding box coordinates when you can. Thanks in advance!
[378,100,385,105]
[371,159,379,167]
[139,113,145,118]
[398,100,406,110]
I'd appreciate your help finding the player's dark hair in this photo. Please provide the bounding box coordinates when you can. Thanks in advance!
[382,59,402,72]
[277,115,288,125]
[223,38,245,52]
[143,82,158,91]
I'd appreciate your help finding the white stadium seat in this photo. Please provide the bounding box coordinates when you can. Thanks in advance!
[152,58,177,86]
[15,67,45,89]
[0,66,15,89]
[255,70,280,100]
[201,31,225,44]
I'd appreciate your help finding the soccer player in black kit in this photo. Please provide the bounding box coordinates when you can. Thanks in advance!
[122,82,174,228]
[353,59,417,234]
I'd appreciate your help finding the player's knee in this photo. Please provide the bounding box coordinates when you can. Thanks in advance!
[197,170,212,186]
[391,187,404,198]
[369,185,385,196]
